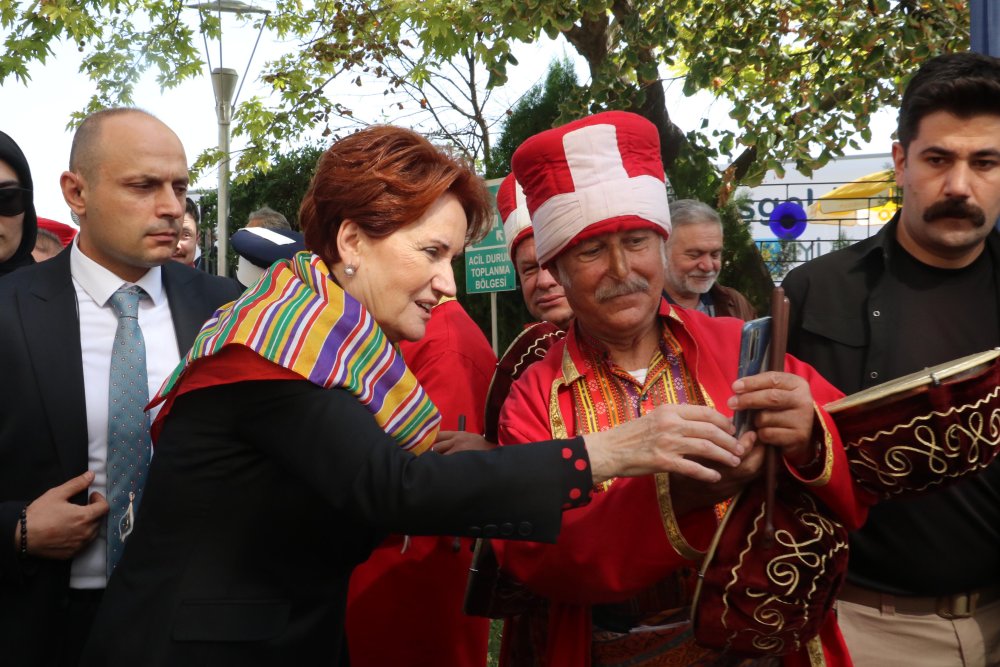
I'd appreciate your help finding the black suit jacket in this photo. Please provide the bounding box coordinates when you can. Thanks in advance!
[0,248,242,666]
[79,377,582,667]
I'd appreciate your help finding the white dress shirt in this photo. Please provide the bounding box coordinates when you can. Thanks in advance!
[68,241,181,589]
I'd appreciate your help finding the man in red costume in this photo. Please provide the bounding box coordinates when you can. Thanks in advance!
[493,111,872,666]
[346,297,497,666]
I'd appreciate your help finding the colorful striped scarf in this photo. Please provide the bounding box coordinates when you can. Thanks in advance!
[154,251,440,453]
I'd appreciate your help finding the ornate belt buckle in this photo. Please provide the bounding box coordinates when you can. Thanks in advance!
[937,591,979,619]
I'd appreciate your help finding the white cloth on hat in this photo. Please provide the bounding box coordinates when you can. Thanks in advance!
[232,226,301,287]
[499,175,533,258]
[513,113,671,266]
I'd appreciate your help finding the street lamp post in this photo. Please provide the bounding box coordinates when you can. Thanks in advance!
[187,0,269,277]
[212,67,238,276]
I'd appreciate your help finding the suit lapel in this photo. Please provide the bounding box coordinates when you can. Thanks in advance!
[163,262,208,355]
[19,251,89,478]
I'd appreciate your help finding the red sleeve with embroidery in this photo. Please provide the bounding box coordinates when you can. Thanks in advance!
[783,354,875,531]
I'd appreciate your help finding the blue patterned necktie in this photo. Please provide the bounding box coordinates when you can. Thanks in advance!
[106,285,152,575]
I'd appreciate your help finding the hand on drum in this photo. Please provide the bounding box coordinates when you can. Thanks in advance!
[727,371,817,467]
[669,434,766,515]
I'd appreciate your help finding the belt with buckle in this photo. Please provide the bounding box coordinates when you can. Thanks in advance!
[839,582,1000,619]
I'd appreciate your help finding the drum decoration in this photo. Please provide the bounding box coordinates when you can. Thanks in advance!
[483,321,565,442]
[692,287,848,657]
[826,348,1000,499]
[691,482,849,657]
[768,202,808,240]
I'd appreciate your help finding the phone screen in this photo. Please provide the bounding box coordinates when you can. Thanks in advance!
[733,316,772,436]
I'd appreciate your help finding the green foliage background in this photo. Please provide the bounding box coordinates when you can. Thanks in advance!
[12,1,966,336]
[463,58,587,351]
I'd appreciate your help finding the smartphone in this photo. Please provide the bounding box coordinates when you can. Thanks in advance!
[733,316,772,436]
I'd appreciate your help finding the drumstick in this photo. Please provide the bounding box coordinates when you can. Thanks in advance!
[453,415,467,552]
[764,288,790,545]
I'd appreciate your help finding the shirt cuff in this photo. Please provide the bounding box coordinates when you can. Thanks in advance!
[559,437,594,510]
[785,404,835,486]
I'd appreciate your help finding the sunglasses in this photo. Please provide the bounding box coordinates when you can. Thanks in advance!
[0,186,31,217]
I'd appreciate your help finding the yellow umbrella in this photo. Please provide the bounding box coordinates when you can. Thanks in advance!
[807,169,897,221]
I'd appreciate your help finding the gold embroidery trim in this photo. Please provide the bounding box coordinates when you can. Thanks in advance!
[548,376,569,439]
[719,492,848,655]
[806,635,826,666]
[655,473,705,561]
[547,345,582,440]
[559,343,582,386]
[845,387,1000,495]
[800,404,835,487]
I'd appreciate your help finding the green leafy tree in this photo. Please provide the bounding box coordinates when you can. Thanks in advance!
[462,57,584,351]
[2,1,968,194]
[197,143,323,274]
[4,1,966,316]
[200,143,323,231]
[485,56,584,178]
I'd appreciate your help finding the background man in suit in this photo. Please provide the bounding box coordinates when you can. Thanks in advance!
[170,198,200,268]
[0,108,242,666]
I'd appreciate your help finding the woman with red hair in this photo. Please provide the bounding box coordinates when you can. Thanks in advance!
[82,126,747,666]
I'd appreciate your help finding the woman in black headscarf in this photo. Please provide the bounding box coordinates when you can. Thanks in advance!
[0,130,37,277]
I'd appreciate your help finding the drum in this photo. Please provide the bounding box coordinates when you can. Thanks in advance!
[691,479,848,657]
[483,321,565,442]
[825,348,1000,499]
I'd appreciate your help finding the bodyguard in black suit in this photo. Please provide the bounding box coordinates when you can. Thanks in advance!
[0,109,241,666]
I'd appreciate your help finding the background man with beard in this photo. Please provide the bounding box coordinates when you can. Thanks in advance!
[783,51,1000,666]
[663,199,755,321]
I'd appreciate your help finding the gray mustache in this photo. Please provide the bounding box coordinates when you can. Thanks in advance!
[595,276,650,302]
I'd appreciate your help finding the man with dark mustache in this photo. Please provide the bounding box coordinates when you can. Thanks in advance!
[783,52,1000,666]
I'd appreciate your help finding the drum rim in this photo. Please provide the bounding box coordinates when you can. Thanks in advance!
[690,489,744,621]
[482,321,564,441]
[824,348,1000,414]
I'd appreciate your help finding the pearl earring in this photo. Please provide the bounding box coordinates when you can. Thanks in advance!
[344,265,356,277]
